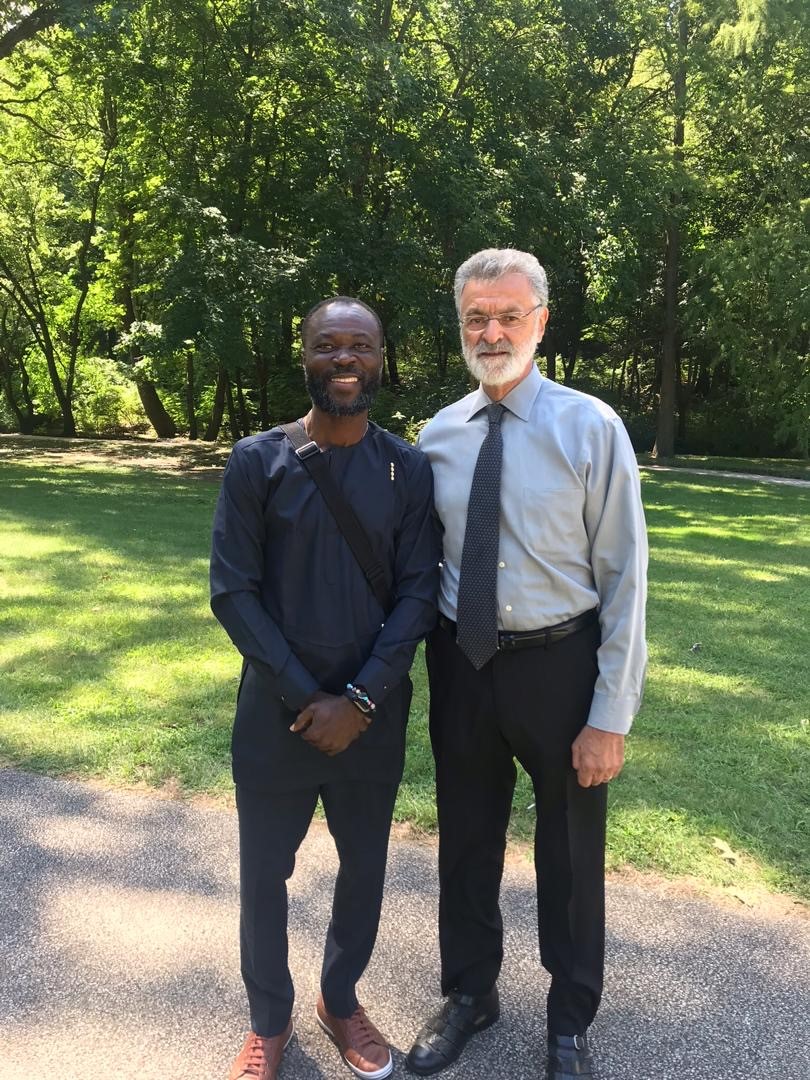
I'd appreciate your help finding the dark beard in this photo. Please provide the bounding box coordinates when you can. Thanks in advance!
[305,370,381,416]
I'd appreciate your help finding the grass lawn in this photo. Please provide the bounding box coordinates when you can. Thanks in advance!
[1,449,808,902]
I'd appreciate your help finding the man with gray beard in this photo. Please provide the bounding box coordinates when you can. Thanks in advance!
[407,250,648,1079]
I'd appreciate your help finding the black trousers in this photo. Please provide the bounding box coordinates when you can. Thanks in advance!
[236,779,399,1037]
[427,618,607,1036]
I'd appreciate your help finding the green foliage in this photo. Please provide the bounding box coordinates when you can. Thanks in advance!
[73,355,148,434]
[0,0,807,452]
[691,202,810,456]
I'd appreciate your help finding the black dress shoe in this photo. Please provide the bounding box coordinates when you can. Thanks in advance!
[405,989,500,1075]
[546,1032,594,1078]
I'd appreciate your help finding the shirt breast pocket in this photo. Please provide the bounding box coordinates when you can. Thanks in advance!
[521,484,585,560]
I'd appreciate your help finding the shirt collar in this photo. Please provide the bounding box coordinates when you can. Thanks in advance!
[464,362,544,423]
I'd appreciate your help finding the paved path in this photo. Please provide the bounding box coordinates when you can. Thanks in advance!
[639,464,810,488]
[1,769,808,1080]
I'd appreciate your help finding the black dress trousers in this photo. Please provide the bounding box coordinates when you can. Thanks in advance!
[237,778,400,1037]
[427,617,607,1037]
[235,676,412,1037]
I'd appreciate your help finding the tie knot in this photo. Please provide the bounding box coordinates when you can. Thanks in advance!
[486,403,504,426]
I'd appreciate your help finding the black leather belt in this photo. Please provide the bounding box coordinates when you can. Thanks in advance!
[437,608,598,651]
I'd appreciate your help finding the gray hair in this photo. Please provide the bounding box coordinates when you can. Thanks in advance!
[454,248,549,314]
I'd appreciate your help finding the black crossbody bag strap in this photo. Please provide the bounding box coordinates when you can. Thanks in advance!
[280,422,392,614]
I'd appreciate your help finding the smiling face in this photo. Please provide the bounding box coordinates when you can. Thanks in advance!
[302,301,384,416]
[459,272,549,391]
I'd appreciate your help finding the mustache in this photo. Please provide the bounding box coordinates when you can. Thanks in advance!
[471,339,515,357]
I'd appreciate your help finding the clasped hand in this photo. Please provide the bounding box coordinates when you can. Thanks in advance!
[289,691,370,756]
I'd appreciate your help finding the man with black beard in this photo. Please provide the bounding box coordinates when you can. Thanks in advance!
[211,297,440,1080]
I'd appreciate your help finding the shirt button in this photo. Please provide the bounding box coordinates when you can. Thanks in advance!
[505,604,513,612]
[498,561,506,568]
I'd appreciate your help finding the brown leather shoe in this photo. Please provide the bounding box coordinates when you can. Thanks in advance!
[316,994,393,1078]
[228,1022,294,1080]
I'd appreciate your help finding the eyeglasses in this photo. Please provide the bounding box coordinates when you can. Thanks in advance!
[460,303,544,332]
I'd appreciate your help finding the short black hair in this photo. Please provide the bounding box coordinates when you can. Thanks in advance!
[300,296,385,347]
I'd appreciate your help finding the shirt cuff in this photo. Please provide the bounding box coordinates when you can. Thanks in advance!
[354,656,397,708]
[276,652,320,712]
[586,690,638,735]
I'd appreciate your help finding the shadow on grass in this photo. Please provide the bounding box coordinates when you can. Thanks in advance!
[0,461,232,789]
[0,432,231,476]
[616,474,810,895]
[2,461,808,897]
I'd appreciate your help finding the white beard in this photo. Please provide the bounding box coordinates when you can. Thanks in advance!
[462,336,537,386]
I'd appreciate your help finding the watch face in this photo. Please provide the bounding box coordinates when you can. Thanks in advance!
[346,687,373,714]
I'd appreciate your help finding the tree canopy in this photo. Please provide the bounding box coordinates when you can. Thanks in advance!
[1,0,807,454]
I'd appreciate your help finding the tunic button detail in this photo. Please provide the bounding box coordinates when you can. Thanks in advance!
[505,604,513,612]
[498,561,506,568]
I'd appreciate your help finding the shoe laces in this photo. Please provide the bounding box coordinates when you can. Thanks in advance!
[347,1006,383,1052]
[242,1033,269,1075]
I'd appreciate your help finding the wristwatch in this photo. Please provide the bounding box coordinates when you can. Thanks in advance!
[344,683,376,718]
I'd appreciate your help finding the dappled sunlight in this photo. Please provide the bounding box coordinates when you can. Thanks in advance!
[740,568,789,583]
[0,530,83,558]
[111,650,235,697]
[44,883,234,974]
[650,661,767,700]
[2,1011,234,1079]
[607,803,784,893]
[35,815,140,858]
[0,629,64,668]
[2,457,808,896]
[650,546,806,579]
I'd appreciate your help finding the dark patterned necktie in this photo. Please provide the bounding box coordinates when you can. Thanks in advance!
[455,402,505,669]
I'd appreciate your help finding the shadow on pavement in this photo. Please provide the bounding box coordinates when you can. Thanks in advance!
[1,768,808,1080]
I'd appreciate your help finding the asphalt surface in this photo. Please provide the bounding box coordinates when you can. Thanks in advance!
[1,768,808,1080]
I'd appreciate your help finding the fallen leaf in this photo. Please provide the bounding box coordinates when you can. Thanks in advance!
[712,837,739,864]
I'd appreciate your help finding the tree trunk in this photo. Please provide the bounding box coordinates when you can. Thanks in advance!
[137,380,177,438]
[258,374,269,431]
[17,354,36,433]
[0,318,36,432]
[677,390,689,442]
[655,221,680,457]
[540,329,556,381]
[562,257,585,386]
[622,354,635,406]
[185,351,198,440]
[630,353,641,411]
[224,376,241,443]
[0,357,31,432]
[385,334,401,387]
[235,370,251,436]
[64,108,114,426]
[653,0,687,460]
[435,329,447,380]
[118,200,177,437]
[280,308,293,367]
[47,336,77,436]
[204,366,226,441]
[677,360,690,442]
[562,350,578,385]
[253,338,270,431]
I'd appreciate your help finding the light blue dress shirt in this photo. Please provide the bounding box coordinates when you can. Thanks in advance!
[418,363,648,735]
